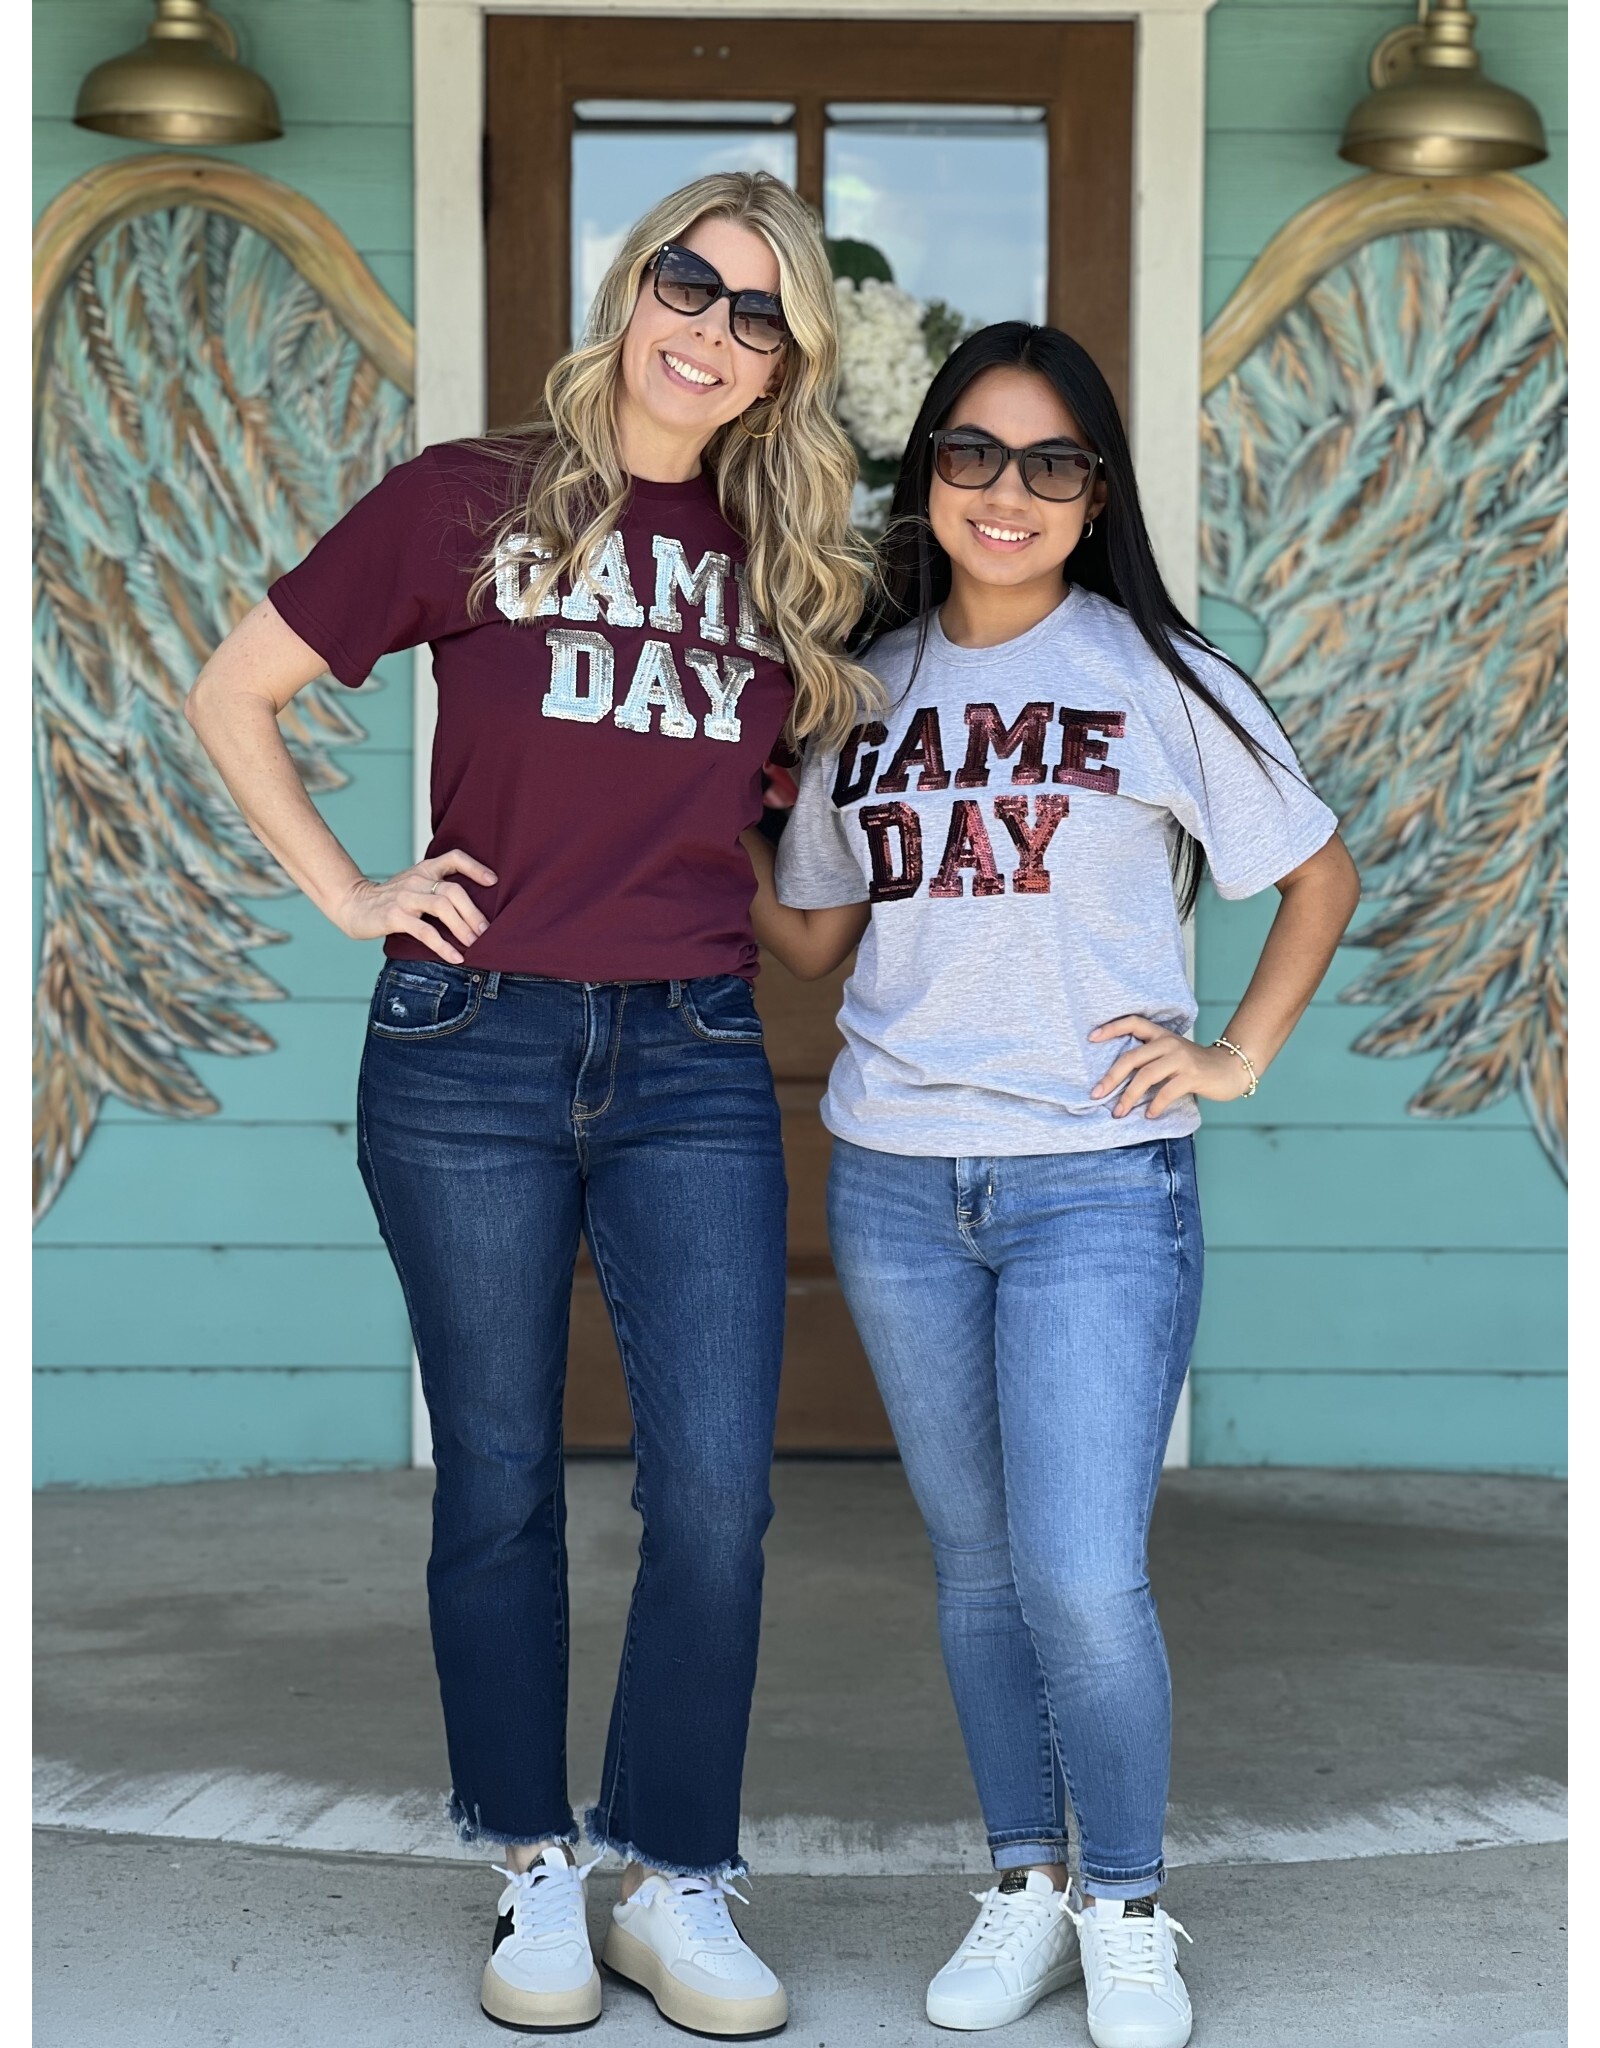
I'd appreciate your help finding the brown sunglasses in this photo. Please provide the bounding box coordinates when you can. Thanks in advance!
[931,429,1101,504]
[651,241,790,355]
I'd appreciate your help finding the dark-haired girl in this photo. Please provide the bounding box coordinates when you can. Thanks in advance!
[744,324,1359,2048]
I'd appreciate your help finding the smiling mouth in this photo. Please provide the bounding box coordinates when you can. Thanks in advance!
[661,349,723,390]
[970,520,1037,547]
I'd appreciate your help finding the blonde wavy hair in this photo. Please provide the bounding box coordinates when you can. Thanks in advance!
[469,171,880,748]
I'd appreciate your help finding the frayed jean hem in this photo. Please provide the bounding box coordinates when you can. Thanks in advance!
[582,1805,750,1883]
[446,1791,579,1851]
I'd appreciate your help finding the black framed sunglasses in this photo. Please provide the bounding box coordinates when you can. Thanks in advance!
[650,241,790,355]
[930,428,1101,505]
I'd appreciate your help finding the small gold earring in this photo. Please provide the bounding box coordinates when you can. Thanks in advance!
[740,400,782,442]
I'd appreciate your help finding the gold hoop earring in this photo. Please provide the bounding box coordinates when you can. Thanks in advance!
[740,401,782,442]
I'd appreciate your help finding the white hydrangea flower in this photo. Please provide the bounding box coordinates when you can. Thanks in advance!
[833,276,936,462]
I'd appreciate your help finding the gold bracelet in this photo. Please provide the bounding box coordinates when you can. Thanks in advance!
[1211,1036,1259,1097]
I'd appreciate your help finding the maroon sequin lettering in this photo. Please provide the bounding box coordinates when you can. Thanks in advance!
[874,707,952,793]
[1053,709,1125,792]
[994,794,1071,893]
[859,802,924,902]
[929,800,1005,899]
[954,702,1053,788]
[833,721,889,807]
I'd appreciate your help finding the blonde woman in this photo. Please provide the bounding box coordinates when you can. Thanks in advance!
[185,172,873,2039]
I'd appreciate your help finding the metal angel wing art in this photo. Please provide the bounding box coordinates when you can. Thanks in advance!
[1200,175,1567,1177]
[32,159,415,1220]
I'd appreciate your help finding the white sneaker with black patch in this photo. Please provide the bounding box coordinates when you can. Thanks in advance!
[603,1873,788,2038]
[480,1847,602,2033]
[925,1869,1082,2030]
[1069,1896,1194,2048]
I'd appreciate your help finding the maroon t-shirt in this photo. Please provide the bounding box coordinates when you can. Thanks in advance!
[268,441,793,979]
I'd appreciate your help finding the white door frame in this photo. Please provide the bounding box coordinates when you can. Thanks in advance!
[407,0,1216,1468]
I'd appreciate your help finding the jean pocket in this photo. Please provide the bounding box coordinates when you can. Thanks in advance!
[369,964,485,1040]
[679,975,765,1045]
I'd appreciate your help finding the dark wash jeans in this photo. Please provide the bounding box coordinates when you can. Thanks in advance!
[356,961,787,1879]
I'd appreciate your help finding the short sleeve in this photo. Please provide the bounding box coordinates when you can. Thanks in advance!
[267,445,477,687]
[1149,649,1340,900]
[774,746,870,908]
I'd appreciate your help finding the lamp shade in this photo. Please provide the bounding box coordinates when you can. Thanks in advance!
[73,1,282,145]
[1339,1,1546,175]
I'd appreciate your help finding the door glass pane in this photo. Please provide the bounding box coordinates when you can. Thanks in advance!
[824,105,1047,520]
[571,103,797,341]
[824,104,1047,331]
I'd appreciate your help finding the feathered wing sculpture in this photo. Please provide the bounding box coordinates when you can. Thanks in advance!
[33,160,415,1220]
[1200,175,1567,1178]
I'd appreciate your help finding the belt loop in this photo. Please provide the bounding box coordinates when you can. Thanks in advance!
[484,970,501,999]
[667,979,683,1008]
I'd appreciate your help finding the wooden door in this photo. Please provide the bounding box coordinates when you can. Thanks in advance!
[484,15,1134,1449]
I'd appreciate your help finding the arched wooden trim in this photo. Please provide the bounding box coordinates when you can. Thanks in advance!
[1202,171,1567,394]
[33,155,416,400]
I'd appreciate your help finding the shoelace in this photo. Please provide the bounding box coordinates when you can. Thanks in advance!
[655,1875,753,1948]
[1067,1906,1192,1988]
[955,1885,1068,1965]
[493,1856,600,1943]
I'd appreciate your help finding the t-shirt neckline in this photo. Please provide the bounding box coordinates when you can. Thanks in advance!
[928,584,1087,664]
[625,469,718,504]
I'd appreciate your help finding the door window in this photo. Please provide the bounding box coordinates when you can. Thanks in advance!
[824,104,1047,330]
[571,101,797,340]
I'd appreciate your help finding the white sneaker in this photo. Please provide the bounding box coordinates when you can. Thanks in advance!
[926,1870,1082,2030]
[480,1847,603,2033]
[1069,1896,1194,2048]
[603,1873,788,2038]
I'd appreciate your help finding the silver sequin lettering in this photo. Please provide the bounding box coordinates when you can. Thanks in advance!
[495,533,559,620]
[649,537,731,644]
[542,629,614,722]
[613,638,698,739]
[733,564,784,660]
[581,530,644,628]
[684,650,755,744]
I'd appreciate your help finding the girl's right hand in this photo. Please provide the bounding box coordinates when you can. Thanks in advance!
[332,850,498,964]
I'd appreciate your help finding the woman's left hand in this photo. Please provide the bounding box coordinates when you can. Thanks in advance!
[1088,1015,1253,1120]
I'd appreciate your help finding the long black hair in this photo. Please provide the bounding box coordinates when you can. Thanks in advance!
[853,321,1294,919]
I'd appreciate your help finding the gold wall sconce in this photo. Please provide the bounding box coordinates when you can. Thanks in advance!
[1339,1,1547,175]
[73,1,283,145]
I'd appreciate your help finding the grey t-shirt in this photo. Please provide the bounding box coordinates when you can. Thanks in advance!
[774,589,1339,1157]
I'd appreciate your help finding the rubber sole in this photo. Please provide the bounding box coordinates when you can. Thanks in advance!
[1084,2017,1191,2048]
[602,1924,788,2040]
[926,1955,1084,2031]
[479,1958,603,2033]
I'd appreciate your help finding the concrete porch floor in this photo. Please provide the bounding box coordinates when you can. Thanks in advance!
[34,1462,1567,2046]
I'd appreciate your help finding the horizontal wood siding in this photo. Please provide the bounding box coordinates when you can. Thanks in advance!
[1199,1250,1566,1377]
[31,0,1567,1482]
[1194,0,1567,1473]
[1191,1371,1567,1474]
[34,1248,413,1368]
[32,0,418,1485]
[33,1368,414,1488]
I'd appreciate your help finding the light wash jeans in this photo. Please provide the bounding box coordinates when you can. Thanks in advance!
[828,1135,1202,1898]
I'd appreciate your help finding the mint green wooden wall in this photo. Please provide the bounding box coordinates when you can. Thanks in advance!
[32,0,418,1485]
[1191,0,1567,1471]
[32,0,1566,1483]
